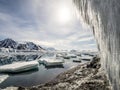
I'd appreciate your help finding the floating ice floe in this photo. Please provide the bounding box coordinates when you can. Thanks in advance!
[2,87,18,90]
[76,53,81,56]
[38,59,44,64]
[63,54,77,59]
[79,56,93,61]
[72,58,81,62]
[56,53,67,58]
[0,74,9,83]
[63,56,70,59]
[43,59,64,66]
[67,54,77,58]
[0,61,39,73]
[56,53,63,57]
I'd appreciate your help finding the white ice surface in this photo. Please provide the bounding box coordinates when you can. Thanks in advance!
[44,58,64,63]
[67,54,76,57]
[0,61,39,72]
[72,58,81,62]
[79,56,93,60]
[0,75,9,83]
[43,58,64,66]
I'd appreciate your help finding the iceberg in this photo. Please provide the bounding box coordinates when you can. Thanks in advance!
[0,61,39,73]
[56,53,67,58]
[63,56,70,59]
[56,53,63,57]
[72,58,81,62]
[67,54,77,58]
[79,56,93,61]
[43,59,64,66]
[38,59,44,64]
[0,75,9,83]
[63,53,76,59]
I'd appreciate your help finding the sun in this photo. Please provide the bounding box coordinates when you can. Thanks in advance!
[56,5,72,24]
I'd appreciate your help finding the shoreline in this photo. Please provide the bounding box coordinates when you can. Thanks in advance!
[4,57,112,90]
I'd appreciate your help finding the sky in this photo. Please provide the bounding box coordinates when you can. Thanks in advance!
[0,0,97,50]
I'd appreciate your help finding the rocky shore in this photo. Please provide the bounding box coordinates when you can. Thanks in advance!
[5,57,112,90]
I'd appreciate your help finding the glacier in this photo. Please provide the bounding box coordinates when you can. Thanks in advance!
[74,0,120,90]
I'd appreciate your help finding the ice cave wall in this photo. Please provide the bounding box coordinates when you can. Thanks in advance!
[74,0,120,90]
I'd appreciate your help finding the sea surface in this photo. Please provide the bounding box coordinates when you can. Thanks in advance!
[0,53,88,89]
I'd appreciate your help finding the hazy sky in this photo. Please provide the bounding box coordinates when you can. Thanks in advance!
[0,0,97,50]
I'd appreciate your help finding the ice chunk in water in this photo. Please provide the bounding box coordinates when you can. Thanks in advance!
[43,59,64,66]
[0,61,39,73]
[0,75,9,83]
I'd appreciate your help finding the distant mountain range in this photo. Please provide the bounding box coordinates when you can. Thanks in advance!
[0,38,17,49]
[45,47,56,51]
[0,38,55,51]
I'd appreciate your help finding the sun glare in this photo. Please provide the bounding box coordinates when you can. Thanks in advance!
[57,5,72,24]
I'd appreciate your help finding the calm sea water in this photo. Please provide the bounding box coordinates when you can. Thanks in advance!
[0,53,87,89]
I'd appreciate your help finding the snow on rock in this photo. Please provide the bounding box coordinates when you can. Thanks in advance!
[0,38,17,49]
[0,38,44,51]
[26,42,43,50]
[16,42,43,50]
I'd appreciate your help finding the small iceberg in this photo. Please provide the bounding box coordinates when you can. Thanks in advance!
[63,56,70,59]
[76,53,81,56]
[63,53,76,59]
[0,74,9,83]
[38,59,44,64]
[79,55,93,61]
[67,54,77,58]
[56,53,63,57]
[43,59,64,66]
[45,65,64,69]
[0,61,39,73]
[56,53,67,58]
[72,58,81,62]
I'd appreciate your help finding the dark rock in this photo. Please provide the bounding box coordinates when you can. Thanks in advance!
[87,57,101,69]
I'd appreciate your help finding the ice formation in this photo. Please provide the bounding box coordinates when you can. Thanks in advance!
[43,59,64,66]
[0,61,39,73]
[74,0,120,90]
[0,75,9,84]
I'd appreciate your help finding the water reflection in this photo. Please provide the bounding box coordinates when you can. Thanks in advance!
[1,68,39,75]
[11,69,39,76]
[0,53,85,89]
[0,54,42,66]
[44,65,64,69]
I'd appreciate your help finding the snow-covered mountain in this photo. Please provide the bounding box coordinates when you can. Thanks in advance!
[46,47,56,51]
[0,38,17,49]
[0,38,44,51]
[17,42,44,50]
[40,46,56,51]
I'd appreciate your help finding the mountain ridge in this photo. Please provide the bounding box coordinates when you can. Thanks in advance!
[0,38,45,51]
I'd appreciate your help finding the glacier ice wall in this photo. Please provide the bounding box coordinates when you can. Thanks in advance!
[73,0,120,90]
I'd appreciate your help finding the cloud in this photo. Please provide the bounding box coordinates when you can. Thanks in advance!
[77,36,94,42]
[0,0,97,50]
